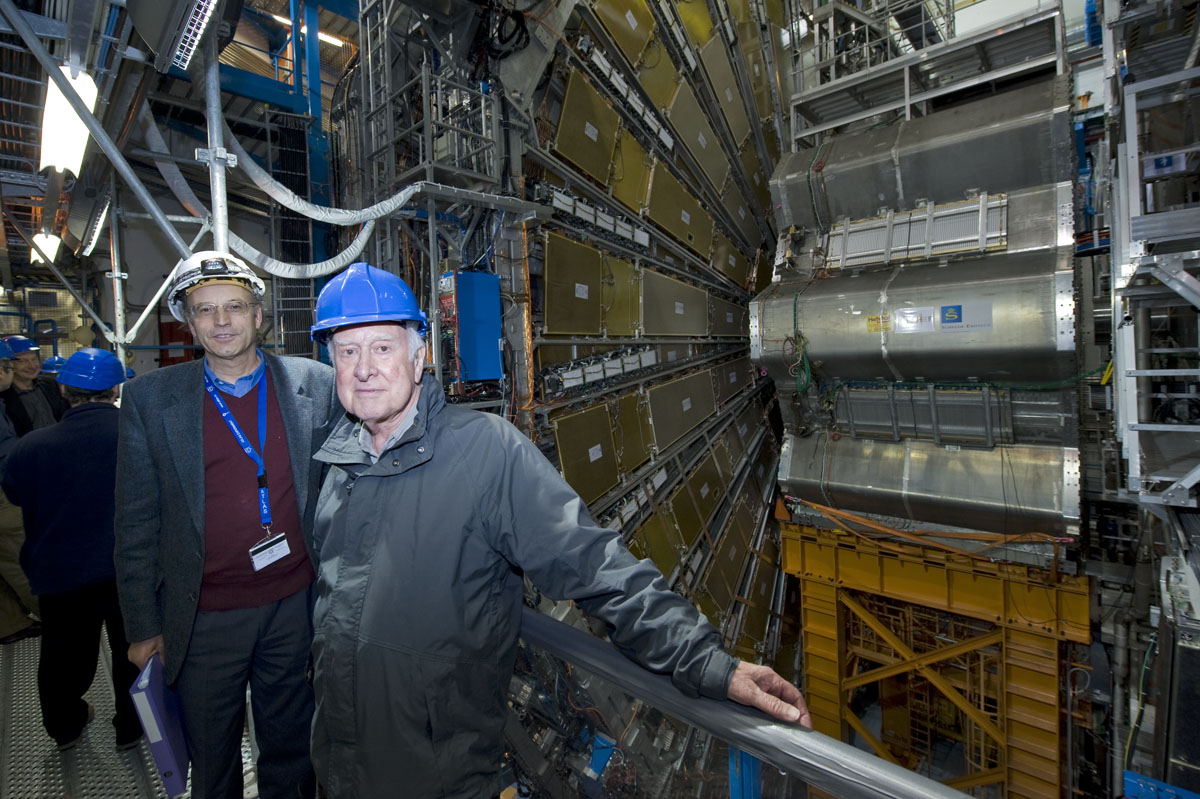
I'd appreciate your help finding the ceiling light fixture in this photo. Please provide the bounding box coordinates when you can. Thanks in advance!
[30,232,62,264]
[269,14,346,47]
[39,64,97,178]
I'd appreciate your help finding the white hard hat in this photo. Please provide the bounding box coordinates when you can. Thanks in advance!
[167,250,266,323]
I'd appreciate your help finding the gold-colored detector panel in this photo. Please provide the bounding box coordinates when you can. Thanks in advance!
[667,85,729,190]
[553,71,618,184]
[544,233,602,334]
[592,0,654,66]
[648,369,717,450]
[710,296,748,338]
[699,38,751,146]
[740,143,771,208]
[687,451,725,522]
[638,41,679,110]
[637,509,683,576]
[677,0,715,47]
[613,391,652,473]
[642,270,708,336]
[646,165,713,256]
[712,231,751,288]
[723,183,762,248]
[611,128,650,212]
[553,404,619,505]
[602,254,639,336]
[714,356,753,403]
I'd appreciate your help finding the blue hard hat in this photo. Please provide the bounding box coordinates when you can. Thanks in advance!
[5,335,38,355]
[125,366,136,379]
[57,348,126,390]
[310,262,428,343]
[40,355,66,374]
[0,339,14,360]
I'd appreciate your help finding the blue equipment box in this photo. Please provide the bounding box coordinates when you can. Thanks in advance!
[439,271,503,381]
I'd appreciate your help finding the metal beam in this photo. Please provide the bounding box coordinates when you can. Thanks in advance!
[842,630,1005,690]
[838,593,1006,746]
[844,710,901,765]
[519,607,972,799]
[943,767,1005,790]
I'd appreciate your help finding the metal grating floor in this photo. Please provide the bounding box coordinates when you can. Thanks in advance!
[1,631,261,798]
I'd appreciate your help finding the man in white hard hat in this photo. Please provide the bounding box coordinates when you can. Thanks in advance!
[114,251,340,799]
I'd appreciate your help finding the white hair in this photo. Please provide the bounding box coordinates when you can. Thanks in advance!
[402,321,425,356]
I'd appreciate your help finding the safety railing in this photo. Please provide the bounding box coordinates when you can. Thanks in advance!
[518,607,973,799]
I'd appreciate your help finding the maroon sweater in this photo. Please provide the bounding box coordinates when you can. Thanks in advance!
[199,371,313,611]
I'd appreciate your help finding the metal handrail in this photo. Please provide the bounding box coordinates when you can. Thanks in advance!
[519,608,973,799]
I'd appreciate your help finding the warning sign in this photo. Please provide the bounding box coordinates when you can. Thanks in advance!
[867,314,890,333]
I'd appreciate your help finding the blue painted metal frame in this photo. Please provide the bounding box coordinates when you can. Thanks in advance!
[729,749,761,799]
[1125,772,1200,799]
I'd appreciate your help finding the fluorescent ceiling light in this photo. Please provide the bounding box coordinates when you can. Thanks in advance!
[30,233,62,264]
[269,14,346,46]
[39,65,98,178]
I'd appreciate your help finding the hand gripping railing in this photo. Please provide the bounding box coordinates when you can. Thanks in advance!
[520,608,973,799]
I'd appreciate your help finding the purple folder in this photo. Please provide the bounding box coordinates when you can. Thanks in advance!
[129,653,190,796]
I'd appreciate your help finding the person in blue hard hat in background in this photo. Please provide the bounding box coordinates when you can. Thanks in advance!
[306,263,811,799]
[114,251,339,799]
[0,337,39,645]
[0,335,66,435]
[0,348,142,751]
[40,355,66,375]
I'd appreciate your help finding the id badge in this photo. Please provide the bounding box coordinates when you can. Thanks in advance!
[249,532,290,571]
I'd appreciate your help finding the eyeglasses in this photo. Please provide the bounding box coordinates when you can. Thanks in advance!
[187,301,257,318]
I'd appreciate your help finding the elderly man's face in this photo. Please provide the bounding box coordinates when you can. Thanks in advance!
[330,323,426,432]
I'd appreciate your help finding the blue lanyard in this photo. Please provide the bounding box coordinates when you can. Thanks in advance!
[203,373,272,528]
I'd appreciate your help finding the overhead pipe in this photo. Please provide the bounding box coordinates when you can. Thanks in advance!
[200,35,229,252]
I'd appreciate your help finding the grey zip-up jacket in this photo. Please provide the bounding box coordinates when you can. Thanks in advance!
[311,384,738,798]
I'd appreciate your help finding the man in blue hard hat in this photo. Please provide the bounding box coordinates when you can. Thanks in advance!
[114,251,339,799]
[0,335,66,435]
[0,337,39,645]
[306,263,811,799]
[40,355,66,375]
[1,348,142,751]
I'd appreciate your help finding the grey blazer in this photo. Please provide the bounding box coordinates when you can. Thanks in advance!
[114,354,340,683]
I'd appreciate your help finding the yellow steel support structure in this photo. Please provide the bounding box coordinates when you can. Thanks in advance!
[781,523,1090,799]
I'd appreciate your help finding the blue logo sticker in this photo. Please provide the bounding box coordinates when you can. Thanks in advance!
[940,305,962,324]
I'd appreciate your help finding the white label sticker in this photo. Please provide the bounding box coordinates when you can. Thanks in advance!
[666,350,678,362]
[729,547,737,561]
[625,9,638,29]
[738,206,746,220]
[753,172,761,185]
[729,370,737,383]
[700,483,710,498]
[575,282,589,299]
[739,423,748,437]
[728,254,736,267]
[893,306,935,334]
[674,301,685,315]
[756,464,764,478]
[938,301,994,333]
[726,312,734,323]
[697,131,708,149]
[724,87,734,102]
[682,397,692,412]
[754,63,761,76]
[588,443,603,462]
[681,209,691,225]
[583,122,599,142]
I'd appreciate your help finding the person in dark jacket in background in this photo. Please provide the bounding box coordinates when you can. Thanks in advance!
[1,348,141,751]
[0,335,66,436]
[306,264,813,799]
[0,337,38,644]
